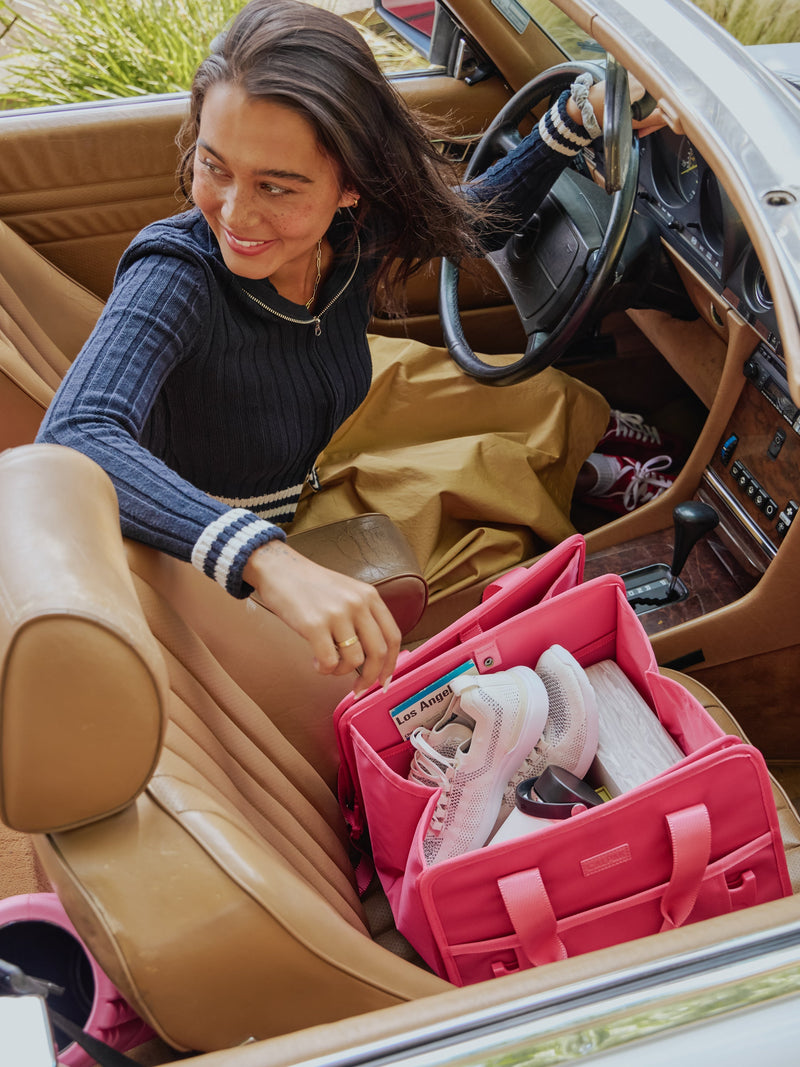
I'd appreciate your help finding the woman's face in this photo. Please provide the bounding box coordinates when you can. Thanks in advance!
[192,83,355,286]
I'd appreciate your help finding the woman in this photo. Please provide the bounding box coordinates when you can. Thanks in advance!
[37,0,664,695]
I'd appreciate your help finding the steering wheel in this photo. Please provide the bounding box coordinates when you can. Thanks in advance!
[439,57,639,385]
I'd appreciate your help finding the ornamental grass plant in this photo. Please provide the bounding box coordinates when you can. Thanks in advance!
[0,0,246,106]
[0,0,422,109]
[693,0,800,46]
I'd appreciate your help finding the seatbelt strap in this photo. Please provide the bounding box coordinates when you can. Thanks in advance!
[48,1008,141,1067]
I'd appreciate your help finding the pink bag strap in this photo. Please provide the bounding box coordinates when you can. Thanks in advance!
[499,802,712,965]
[660,802,712,931]
[497,868,568,966]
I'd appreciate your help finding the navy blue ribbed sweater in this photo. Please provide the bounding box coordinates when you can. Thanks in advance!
[38,93,591,597]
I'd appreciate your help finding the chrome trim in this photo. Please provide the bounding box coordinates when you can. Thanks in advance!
[293,919,800,1067]
[703,468,778,559]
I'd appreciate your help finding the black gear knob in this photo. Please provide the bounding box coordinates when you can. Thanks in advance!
[668,501,720,594]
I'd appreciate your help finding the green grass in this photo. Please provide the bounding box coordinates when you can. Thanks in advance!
[691,0,800,45]
[0,0,247,106]
[0,0,422,109]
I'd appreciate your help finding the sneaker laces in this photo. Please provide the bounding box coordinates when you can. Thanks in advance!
[408,728,466,835]
[621,454,673,511]
[609,410,662,445]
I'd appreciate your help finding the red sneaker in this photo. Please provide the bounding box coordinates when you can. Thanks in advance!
[597,410,681,463]
[581,453,674,514]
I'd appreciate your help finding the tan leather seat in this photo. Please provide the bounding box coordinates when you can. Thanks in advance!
[0,219,105,451]
[0,443,446,1053]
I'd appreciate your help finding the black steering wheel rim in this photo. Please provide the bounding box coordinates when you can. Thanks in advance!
[439,59,639,385]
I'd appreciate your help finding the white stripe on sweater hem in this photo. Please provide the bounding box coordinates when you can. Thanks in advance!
[215,482,305,509]
[249,502,299,521]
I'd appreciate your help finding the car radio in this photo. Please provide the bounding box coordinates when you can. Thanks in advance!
[742,345,800,434]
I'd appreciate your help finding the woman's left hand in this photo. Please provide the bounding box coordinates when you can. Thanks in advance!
[568,73,667,138]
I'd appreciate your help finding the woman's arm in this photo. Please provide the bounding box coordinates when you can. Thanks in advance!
[37,252,286,598]
[38,246,399,692]
[244,541,400,696]
[467,77,664,250]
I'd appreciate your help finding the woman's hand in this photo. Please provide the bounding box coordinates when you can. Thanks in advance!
[567,73,666,137]
[243,539,401,697]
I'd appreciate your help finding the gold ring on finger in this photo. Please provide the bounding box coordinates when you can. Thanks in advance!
[336,635,359,649]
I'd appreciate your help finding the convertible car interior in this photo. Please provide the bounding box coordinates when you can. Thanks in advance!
[2,0,800,1063]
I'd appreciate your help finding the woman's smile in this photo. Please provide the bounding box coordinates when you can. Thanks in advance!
[223,229,277,257]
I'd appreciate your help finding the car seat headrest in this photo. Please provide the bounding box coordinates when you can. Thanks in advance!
[0,444,168,833]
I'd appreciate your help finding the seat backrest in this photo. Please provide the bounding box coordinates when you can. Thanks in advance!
[0,444,445,1053]
[0,220,104,450]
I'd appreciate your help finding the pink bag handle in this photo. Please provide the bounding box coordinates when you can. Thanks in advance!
[659,802,712,931]
[499,802,711,965]
[497,867,568,966]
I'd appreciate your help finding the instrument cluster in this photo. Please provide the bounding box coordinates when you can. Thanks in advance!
[636,129,782,355]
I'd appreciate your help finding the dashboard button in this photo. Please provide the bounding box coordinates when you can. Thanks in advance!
[768,429,787,458]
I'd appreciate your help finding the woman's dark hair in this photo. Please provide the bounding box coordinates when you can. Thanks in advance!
[177,0,490,309]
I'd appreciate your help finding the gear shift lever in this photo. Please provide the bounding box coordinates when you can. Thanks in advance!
[620,500,720,614]
[668,501,720,595]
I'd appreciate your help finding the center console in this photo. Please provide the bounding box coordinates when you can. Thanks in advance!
[584,341,800,639]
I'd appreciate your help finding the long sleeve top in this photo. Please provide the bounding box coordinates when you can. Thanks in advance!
[37,92,592,597]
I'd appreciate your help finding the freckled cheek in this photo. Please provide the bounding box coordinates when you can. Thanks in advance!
[191,172,217,215]
[264,202,317,237]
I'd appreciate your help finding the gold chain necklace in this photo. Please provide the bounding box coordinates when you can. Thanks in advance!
[305,239,322,310]
[240,233,361,337]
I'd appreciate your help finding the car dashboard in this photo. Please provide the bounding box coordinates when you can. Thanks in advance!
[578,53,800,664]
[637,128,781,355]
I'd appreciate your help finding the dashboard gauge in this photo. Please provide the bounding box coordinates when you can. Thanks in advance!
[649,130,702,208]
[675,140,700,203]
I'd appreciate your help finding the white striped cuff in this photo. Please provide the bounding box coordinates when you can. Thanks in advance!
[539,93,594,157]
[191,508,284,595]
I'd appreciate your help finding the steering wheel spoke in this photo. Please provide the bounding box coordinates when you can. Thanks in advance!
[439,59,639,384]
[490,127,523,157]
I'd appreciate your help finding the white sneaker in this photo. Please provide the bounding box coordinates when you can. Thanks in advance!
[409,667,549,866]
[502,645,599,816]
[408,714,473,789]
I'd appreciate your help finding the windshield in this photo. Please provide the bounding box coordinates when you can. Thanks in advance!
[517,0,799,60]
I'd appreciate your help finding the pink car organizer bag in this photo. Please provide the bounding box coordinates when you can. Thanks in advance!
[334,571,791,985]
[335,533,586,869]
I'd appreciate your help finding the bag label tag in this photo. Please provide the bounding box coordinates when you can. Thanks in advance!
[390,660,478,739]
